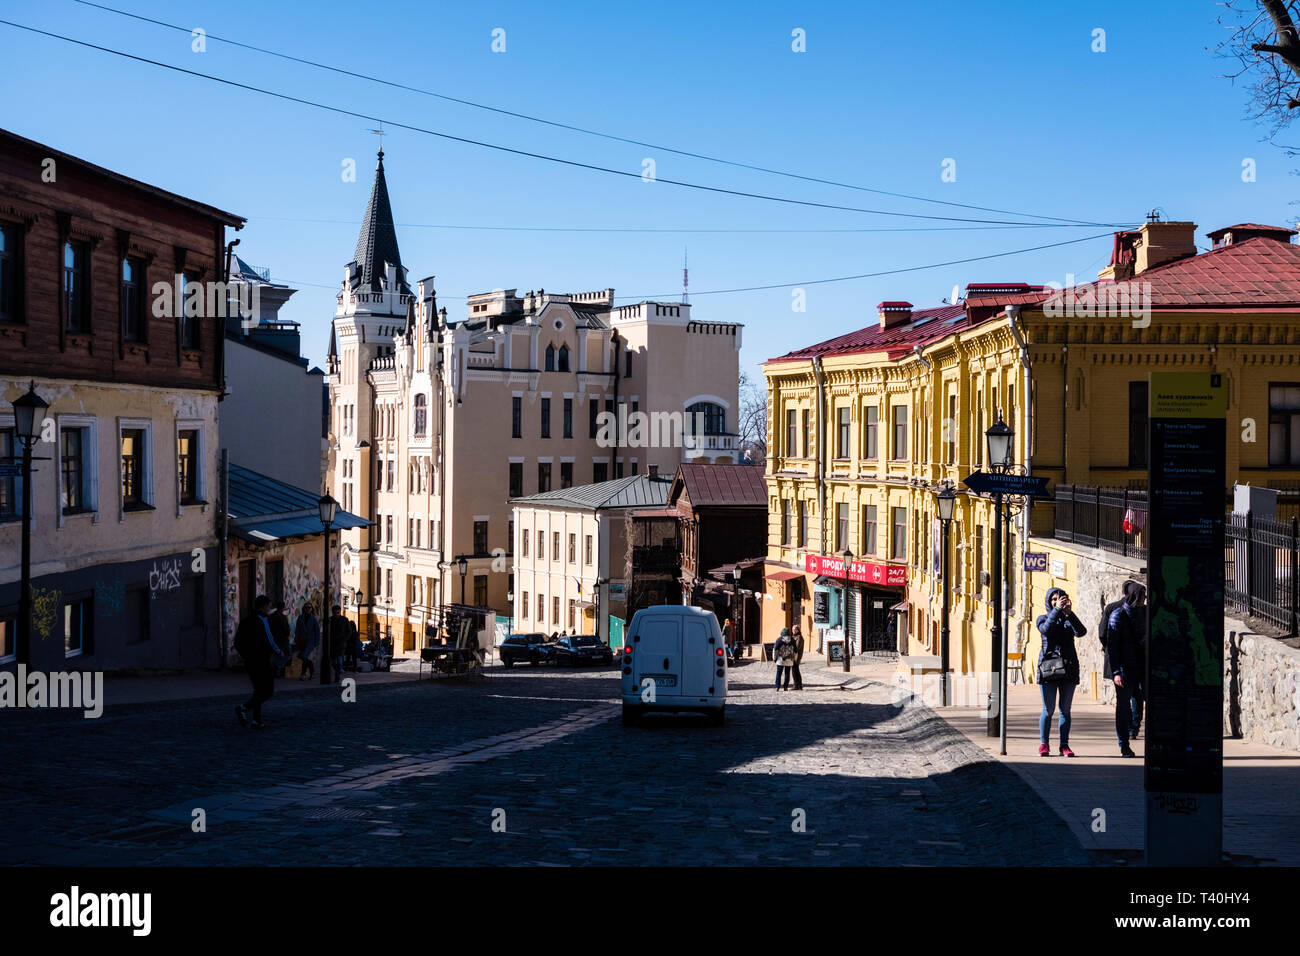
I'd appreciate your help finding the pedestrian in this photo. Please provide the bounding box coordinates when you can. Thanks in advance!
[347,615,362,672]
[269,603,292,678]
[327,604,348,683]
[722,618,735,662]
[1105,581,1147,758]
[233,595,278,728]
[1035,587,1086,757]
[294,602,319,680]
[790,624,805,690]
[773,627,796,691]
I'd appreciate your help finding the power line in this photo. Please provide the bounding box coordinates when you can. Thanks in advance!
[253,216,1079,234]
[12,14,1131,229]
[70,0,1117,227]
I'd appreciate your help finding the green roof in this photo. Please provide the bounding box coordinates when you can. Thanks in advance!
[511,474,673,511]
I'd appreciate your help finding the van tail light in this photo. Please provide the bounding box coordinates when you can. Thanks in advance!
[623,645,632,655]
[716,648,724,656]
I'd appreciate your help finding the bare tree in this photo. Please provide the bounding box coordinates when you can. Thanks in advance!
[1215,0,1300,141]
[736,369,768,464]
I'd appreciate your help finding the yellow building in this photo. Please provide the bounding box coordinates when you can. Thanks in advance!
[762,219,1300,689]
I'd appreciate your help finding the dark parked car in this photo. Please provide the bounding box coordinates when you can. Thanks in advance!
[552,634,615,667]
[498,633,554,667]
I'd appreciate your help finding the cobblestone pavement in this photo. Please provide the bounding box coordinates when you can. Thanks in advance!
[0,660,1092,866]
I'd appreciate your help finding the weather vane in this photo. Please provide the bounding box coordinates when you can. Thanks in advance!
[368,122,385,157]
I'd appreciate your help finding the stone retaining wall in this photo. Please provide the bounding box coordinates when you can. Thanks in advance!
[1226,620,1300,752]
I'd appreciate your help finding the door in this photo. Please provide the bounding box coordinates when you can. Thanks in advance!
[845,588,859,656]
[636,617,681,696]
[681,616,715,698]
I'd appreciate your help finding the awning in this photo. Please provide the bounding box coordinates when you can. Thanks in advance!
[891,600,910,612]
[764,569,803,582]
[231,510,369,543]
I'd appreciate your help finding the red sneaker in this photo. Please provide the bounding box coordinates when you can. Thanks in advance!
[1038,744,1050,757]
[1060,746,1075,757]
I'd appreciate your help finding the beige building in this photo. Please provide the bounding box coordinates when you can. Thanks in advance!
[326,152,742,651]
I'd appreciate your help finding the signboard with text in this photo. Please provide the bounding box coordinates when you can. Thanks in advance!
[805,553,906,587]
[1023,552,1048,573]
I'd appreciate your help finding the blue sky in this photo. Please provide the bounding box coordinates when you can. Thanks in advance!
[1,0,1293,377]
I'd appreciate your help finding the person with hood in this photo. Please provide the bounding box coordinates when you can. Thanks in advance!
[233,595,278,728]
[1105,581,1147,757]
[1035,587,1086,757]
[790,624,805,691]
[773,627,796,691]
[294,602,320,680]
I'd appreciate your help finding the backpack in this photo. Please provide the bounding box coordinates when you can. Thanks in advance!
[1099,599,1124,652]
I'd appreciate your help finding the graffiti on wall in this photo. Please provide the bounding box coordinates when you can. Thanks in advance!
[30,586,61,642]
[148,558,183,597]
[95,579,124,616]
[224,543,325,660]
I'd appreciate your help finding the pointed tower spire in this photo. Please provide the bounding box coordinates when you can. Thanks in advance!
[403,298,416,339]
[351,150,410,295]
[682,247,689,305]
[328,322,338,360]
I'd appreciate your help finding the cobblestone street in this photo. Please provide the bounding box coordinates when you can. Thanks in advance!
[0,659,1092,866]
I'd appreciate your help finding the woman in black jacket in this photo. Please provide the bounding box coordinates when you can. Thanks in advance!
[1035,587,1086,757]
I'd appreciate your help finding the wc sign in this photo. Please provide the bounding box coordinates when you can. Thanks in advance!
[1023,552,1048,573]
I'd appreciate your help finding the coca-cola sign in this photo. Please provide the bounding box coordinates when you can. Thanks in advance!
[805,553,906,587]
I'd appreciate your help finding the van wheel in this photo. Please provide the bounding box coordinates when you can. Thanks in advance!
[707,705,725,727]
[622,703,641,727]
[503,659,514,668]
[530,658,540,667]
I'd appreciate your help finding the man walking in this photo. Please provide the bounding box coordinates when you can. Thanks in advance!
[327,605,348,683]
[234,595,278,728]
[1105,581,1147,758]
[774,628,796,691]
[790,624,805,690]
[270,603,292,678]
[295,602,320,680]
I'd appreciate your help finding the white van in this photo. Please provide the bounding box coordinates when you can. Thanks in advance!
[620,605,727,726]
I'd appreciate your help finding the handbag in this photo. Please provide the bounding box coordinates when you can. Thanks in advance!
[1038,650,1069,684]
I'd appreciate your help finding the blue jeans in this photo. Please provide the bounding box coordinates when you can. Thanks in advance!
[774,665,788,689]
[1039,682,1075,748]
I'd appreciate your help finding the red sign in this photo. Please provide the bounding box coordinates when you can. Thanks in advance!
[805,553,907,587]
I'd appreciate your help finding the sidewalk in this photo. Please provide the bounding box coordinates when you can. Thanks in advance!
[101,661,424,707]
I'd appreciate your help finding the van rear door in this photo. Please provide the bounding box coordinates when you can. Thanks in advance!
[681,616,717,698]
[636,617,681,695]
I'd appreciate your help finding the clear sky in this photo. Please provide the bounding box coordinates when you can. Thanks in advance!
[1,0,1292,378]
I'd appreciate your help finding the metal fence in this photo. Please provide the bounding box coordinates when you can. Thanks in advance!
[1053,484,1149,559]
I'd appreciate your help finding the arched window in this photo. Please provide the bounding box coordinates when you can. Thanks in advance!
[544,344,556,371]
[686,402,726,435]
[414,394,427,436]
[558,345,570,372]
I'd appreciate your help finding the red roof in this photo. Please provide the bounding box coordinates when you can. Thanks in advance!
[1206,223,1296,242]
[766,303,968,364]
[671,463,767,508]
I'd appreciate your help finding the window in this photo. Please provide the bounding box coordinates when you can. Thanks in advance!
[0,609,13,661]
[538,462,552,493]
[537,593,544,621]
[589,398,599,439]
[801,409,810,458]
[625,350,633,377]
[63,240,88,333]
[1130,381,1150,468]
[593,461,608,483]
[975,392,983,467]
[0,224,18,323]
[538,531,546,561]
[1006,532,1017,611]
[545,344,556,371]
[569,599,577,629]
[265,559,284,608]
[553,595,560,623]
[522,591,529,619]
[798,500,808,548]
[506,519,512,553]
[183,574,204,626]
[64,594,93,657]
[474,575,488,607]
[686,401,726,435]
[387,459,395,491]
[975,525,984,597]
[781,499,791,545]
[386,569,393,599]
[408,517,414,546]
[862,505,877,555]
[386,515,393,544]
[559,346,571,372]
[614,459,624,479]
[836,502,849,550]
[946,394,957,464]
[892,406,908,460]
[121,427,148,509]
[121,257,144,342]
[786,409,797,457]
[584,534,593,565]
[864,405,878,460]
[892,507,907,561]
[414,394,427,436]
[561,461,573,489]
[180,271,201,348]
[521,529,529,557]
[177,428,199,504]
[568,533,576,563]
[474,520,488,556]
[837,407,850,458]
[541,398,551,439]
[563,398,573,438]
[0,427,18,521]
[509,462,523,498]
[552,531,560,561]
[512,396,522,438]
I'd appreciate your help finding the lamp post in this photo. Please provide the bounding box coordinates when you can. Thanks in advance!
[354,589,364,643]
[12,382,48,666]
[455,553,469,605]
[936,485,956,707]
[840,546,854,673]
[731,565,741,651]
[318,493,338,686]
[985,414,1014,737]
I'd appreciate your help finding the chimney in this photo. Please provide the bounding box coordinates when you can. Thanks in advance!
[1133,220,1197,275]
[1206,223,1297,248]
[878,300,913,330]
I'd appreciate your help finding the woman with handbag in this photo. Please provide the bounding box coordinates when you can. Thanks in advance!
[1035,587,1086,757]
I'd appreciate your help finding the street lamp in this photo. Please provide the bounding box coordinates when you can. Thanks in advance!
[840,546,853,673]
[455,554,469,604]
[985,414,1014,736]
[12,382,48,666]
[936,485,956,707]
[354,589,364,642]
[318,493,338,686]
